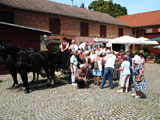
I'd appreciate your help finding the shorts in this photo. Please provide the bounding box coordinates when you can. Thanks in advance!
[93,69,102,76]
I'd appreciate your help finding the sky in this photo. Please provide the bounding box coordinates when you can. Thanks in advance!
[50,0,160,15]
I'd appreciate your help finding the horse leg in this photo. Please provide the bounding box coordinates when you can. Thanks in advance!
[36,72,39,81]
[32,71,36,82]
[49,68,55,88]
[9,67,18,88]
[44,67,51,87]
[19,69,30,93]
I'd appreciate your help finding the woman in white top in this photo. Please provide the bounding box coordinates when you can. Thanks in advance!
[116,55,131,92]
[89,51,97,70]
[91,51,102,86]
[100,44,106,55]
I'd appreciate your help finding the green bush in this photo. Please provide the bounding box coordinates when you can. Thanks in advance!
[156,59,160,64]
[141,45,150,53]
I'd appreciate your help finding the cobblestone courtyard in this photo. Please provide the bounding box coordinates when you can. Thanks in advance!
[0,64,160,120]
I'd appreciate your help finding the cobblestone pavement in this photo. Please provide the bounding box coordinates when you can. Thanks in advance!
[0,64,160,120]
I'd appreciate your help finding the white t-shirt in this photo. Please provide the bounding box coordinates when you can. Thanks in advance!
[104,54,116,69]
[69,44,78,51]
[70,55,78,66]
[90,54,97,61]
[100,48,106,54]
[134,55,141,64]
[121,61,131,75]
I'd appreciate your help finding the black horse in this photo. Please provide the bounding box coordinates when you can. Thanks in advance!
[0,43,50,93]
[0,43,71,93]
[39,50,72,86]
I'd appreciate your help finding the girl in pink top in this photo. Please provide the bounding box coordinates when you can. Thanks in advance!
[140,53,145,72]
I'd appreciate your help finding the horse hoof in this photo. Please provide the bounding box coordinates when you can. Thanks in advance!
[50,85,54,88]
[25,90,32,94]
[47,84,50,88]
[13,84,18,88]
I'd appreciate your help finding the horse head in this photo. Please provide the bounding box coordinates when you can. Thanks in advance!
[0,44,21,64]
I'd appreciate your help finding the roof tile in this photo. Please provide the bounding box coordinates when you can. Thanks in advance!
[0,0,127,26]
[117,10,160,27]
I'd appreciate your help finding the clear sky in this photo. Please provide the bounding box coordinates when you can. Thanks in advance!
[50,0,160,15]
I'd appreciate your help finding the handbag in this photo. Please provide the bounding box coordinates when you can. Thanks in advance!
[136,76,142,82]
[94,61,99,70]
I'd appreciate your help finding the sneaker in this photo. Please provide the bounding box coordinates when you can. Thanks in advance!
[125,90,128,93]
[72,83,77,86]
[131,93,136,97]
[135,95,142,98]
[117,89,123,93]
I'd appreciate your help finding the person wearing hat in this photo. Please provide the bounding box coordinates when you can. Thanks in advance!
[75,64,90,88]
[91,51,102,86]
[60,37,69,52]
[70,51,78,86]
[69,40,78,52]
[131,58,146,98]
[88,42,94,51]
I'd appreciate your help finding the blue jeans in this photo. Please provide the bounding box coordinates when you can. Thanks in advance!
[100,67,114,89]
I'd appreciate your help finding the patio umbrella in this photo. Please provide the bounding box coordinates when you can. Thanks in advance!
[137,37,159,45]
[94,38,111,43]
[109,35,139,44]
[153,45,160,49]
[148,37,160,41]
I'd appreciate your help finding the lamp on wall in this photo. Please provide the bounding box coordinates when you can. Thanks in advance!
[43,34,47,41]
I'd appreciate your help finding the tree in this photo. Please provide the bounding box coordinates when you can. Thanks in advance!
[88,0,127,18]
[80,2,85,9]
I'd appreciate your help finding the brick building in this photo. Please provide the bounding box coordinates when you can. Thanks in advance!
[117,10,160,54]
[0,0,131,50]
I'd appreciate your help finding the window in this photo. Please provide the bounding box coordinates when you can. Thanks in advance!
[152,27,158,33]
[49,18,61,35]
[0,11,14,23]
[132,29,136,35]
[136,30,139,38]
[118,28,123,37]
[100,25,106,38]
[80,22,89,37]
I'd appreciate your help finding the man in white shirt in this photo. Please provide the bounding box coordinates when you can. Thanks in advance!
[133,51,141,65]
[100,50,116,89]
[70,51,78,85]
[69,40,78,52]
[60,38,69,52]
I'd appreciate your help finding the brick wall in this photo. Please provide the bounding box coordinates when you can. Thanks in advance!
[0,7,49,30]
[0,7,131,42]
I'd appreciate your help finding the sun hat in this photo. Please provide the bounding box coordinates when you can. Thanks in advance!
[96,51,101,56]
[84,51,90,55]
[80,64,85,68]
[106,50,111,54]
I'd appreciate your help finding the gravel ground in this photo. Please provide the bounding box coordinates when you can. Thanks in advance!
[0,63,160,120]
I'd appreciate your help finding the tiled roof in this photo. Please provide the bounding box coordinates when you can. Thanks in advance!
[0,21,51,34]
[0,0,127,27]
[117,10,160,27]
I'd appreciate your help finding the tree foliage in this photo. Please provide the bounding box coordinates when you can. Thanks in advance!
[88,0,128,18]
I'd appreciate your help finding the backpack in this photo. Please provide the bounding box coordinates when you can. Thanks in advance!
[94,61,99,70]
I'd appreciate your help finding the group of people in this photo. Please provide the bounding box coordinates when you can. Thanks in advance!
[60,38,146,98]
